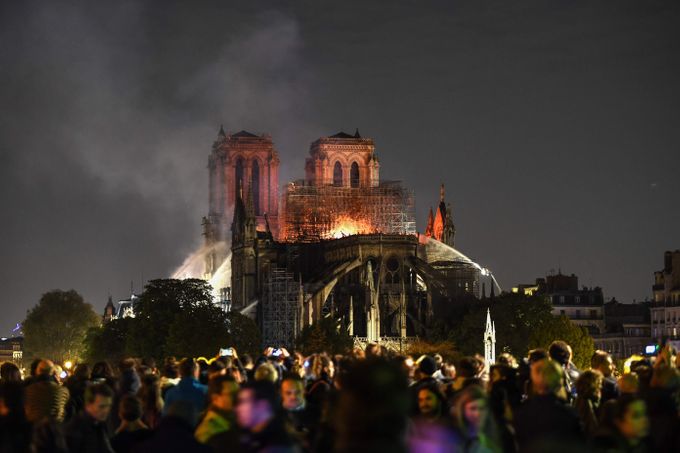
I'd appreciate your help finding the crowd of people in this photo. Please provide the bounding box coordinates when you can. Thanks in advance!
[0,341,679,452]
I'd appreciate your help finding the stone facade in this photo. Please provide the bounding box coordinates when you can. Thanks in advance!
[204,129,279,278]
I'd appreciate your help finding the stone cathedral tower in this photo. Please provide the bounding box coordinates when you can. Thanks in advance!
[203,127,280,277]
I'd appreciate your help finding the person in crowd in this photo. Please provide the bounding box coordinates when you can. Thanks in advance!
[160,358,180,398]
[163,358,208,417]
[0,362,22,383]
[518,348,549,399]
[24,360,70,423]
[574,369,604,437]
[415,382,446,423]
[111,394,152,453]
[64,363,90,420]
[364,342,382,358]
[513,358,583,451]
[207,360,226,381]
[618,372,640,396]
[592,395,651,452]
[137,373,163,429]
[197,358,210,385]
[118,359,141,396]
[414,355,438,387]
[238,354,254,381]
[488,364,521,425]
[64,382,115,453]
[236,380,299,452]
[306,354,334,419]
[133,401,211,453]
[497,353,518,369]
[254,362,279,384]
[410,355,439,415]
[451,384,511,452]
[23,359,42,387]
[431,354,445,380]
[91,361,118,389]
[448,356,484,395]
[141,358,158,376]
[195,375,240,447]
[591,350,619,404]
[549,340,580,401]
[281,374,315,447]
[335,358,409,453]
[645,365,680,452]
[0,380,31,452]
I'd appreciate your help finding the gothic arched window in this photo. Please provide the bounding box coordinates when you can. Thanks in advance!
[252,159,260,215]
[333,161,343,187]
[350,162,360,188]
[235,158,244,198]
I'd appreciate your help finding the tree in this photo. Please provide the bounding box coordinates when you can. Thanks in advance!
[23,289,100,363]
[84,317,133,363]
[165,303,230,359]
[434,292,595,365]
[529,315,595,369]
[127,278,215,359]
[406,339,459,363]
[439,293,555,359]
[296,317,353,355]
[224,311,262,358]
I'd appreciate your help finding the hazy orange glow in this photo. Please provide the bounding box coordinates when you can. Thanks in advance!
[328,216,373,239]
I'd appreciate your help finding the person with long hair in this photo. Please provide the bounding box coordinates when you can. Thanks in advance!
[415,382,447,423]
[451,384,511,452]
[0,362,22,383]
[574,369,604,438]
[137,373,163,429]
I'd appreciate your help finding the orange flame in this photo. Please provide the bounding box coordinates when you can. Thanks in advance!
[328,216,373,239]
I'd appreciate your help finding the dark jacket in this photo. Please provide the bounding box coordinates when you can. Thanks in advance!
[24,376,70,424]
[132,416,211,453]
[601,376,619,404]
[239,416,299,453]
[513,394,584,452]
[64,411,114,453]
[591,427,652,453]
[64,376,89,421]
[111,428,153,453]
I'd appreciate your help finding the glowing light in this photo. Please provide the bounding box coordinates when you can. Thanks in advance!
[64,361,73,370]
[328,216,373,239]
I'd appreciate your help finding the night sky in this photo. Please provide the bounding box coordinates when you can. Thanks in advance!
[1,1,679,335]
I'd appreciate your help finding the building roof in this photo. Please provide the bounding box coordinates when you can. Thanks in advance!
[232,130,259,138]
[329,131,355,139]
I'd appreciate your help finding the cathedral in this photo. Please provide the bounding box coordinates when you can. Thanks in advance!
[201,127,488,349]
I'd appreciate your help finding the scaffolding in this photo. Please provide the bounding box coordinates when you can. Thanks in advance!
[261,268,303,349]
[280,180,416,242]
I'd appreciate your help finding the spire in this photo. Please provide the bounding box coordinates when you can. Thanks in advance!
[440,183,445,202]
[484,308,496,364]
[425,207,434,237]
[218,124,226,137]
[354,128,361,138]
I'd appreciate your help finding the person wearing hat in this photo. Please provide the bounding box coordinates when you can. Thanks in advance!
[409,355,440,415]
